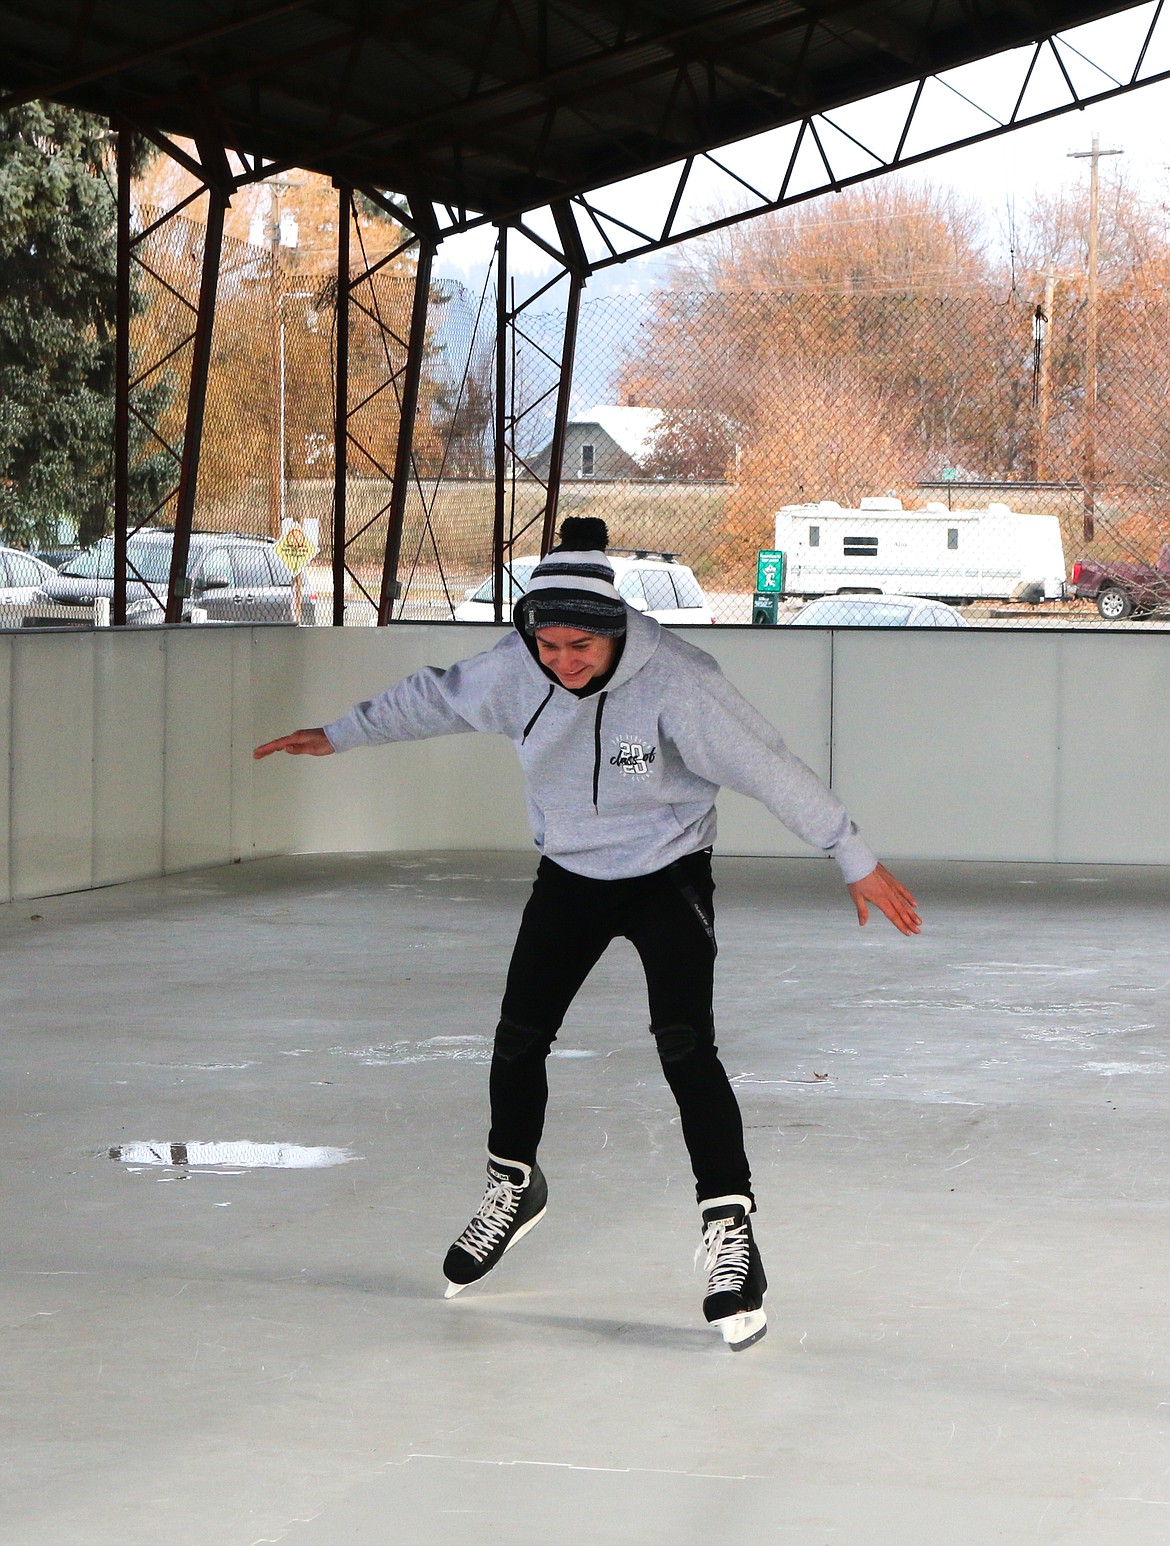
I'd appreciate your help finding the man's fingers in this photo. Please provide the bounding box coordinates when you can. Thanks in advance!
[253,729,332,759]
[848,865,922,936]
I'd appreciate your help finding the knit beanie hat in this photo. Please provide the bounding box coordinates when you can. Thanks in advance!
[514,517,627,637]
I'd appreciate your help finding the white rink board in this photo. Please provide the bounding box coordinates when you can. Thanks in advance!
[2,621,1169,900]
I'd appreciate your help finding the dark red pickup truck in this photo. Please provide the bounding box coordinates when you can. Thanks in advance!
[1069,547,1170,619]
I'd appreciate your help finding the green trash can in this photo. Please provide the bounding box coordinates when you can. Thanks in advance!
[751,592,779,627]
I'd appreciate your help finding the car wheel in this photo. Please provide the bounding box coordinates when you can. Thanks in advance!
[1097,586,1134,620]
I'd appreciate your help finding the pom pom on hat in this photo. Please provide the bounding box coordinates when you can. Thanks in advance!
[557,516,609,551]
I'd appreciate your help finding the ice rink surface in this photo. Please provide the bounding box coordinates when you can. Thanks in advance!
[2,851,1168,1545]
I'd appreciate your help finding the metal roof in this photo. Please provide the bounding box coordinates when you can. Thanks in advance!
[0,1,1153,224]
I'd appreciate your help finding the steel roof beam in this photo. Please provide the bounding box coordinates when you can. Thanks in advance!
[0,0,323,114]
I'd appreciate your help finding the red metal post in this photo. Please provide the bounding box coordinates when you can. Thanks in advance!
[491,225,508,623]
[113,126,132,625]
[377,217,437,625]
[540,204,589,555]
[165,184,226,623]
[332,184,351,626]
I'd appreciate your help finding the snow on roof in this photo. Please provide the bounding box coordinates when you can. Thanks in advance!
[579,405,663,463]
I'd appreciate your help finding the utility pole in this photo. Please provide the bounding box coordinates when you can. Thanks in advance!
[1034,265,1056,481]
[261,176,302,537]
[1068,134,1123,541]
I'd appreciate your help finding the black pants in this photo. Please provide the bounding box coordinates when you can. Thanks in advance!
[487,849,753,1204]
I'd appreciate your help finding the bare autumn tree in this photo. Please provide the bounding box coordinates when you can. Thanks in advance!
[676,178,989,295]
[619,181,1025,572]
[1017,168,1170,557]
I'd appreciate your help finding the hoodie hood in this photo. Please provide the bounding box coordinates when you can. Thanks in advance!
[514,602,661,690]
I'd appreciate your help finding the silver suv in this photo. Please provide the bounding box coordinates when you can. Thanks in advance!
[30,530,307,626]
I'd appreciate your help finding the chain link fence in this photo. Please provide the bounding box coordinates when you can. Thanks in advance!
[10,216,1170,630]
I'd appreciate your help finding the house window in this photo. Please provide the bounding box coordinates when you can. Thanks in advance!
[947,527,959,550]
[808,525,820,547]
[580,443,595,477]
[843,535,879,557]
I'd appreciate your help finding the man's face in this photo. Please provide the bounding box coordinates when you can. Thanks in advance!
[534,626,618,689]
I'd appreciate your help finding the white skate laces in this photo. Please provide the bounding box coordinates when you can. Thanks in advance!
[699,1214,751,1292]
[454,1174,522,1264]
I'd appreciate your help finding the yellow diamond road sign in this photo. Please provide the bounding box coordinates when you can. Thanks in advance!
[275,521,318,577]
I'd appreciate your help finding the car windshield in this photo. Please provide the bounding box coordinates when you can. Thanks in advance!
[61,537,174,584]
[470,562,536,604]
[794,599,913,626]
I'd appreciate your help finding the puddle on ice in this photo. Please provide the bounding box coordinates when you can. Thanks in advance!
[109,1141,358,1171]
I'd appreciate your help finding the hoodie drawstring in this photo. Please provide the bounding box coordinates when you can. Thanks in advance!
[521,685,555,743]
[523,684,607,811]
[592,691,608,810]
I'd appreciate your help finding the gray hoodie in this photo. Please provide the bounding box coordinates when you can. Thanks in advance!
[323,608,878,883]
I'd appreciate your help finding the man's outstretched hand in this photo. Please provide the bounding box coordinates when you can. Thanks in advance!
[253,728,334,759]
[847,863,920,936]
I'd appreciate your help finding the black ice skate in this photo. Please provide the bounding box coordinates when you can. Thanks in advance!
[698,1195,767,1351]
[443,1155,548,1297]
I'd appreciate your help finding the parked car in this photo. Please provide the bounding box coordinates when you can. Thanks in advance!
[28,530,310,626]
[33,546,83,570]
[788,594,969,627]
[0,547,60,627]
[1068,549,1170,619]
[453,549,714,625]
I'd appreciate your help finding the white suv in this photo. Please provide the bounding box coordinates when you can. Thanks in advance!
[453,550,714,625]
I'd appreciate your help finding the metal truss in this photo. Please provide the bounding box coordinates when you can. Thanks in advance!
[504,5,1170,274]
[112,129,230,625]
[329,187,437,626]
[487,207,588,622]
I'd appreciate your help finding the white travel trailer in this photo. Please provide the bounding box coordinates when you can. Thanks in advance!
[773,497,1066,603]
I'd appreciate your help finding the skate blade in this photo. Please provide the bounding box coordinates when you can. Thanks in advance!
[713,1308,767,1351]
[442,1205,548,1299]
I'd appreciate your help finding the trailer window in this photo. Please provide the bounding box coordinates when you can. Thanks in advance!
[947,528,959,550]
[843,535,878,557]
[808,525,820,547]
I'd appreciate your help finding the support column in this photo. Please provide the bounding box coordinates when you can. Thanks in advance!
[492,225,508,623]
[166,184,226,623]
[332,184,351,626]
[540,202,590,556]
[113,126,132,626]
[537,272,583,557]
[378,217,436,625]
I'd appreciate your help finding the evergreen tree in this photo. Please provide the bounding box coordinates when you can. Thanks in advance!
[0,100,165,548]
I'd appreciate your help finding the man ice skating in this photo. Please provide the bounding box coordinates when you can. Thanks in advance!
[254,517,920,1351]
